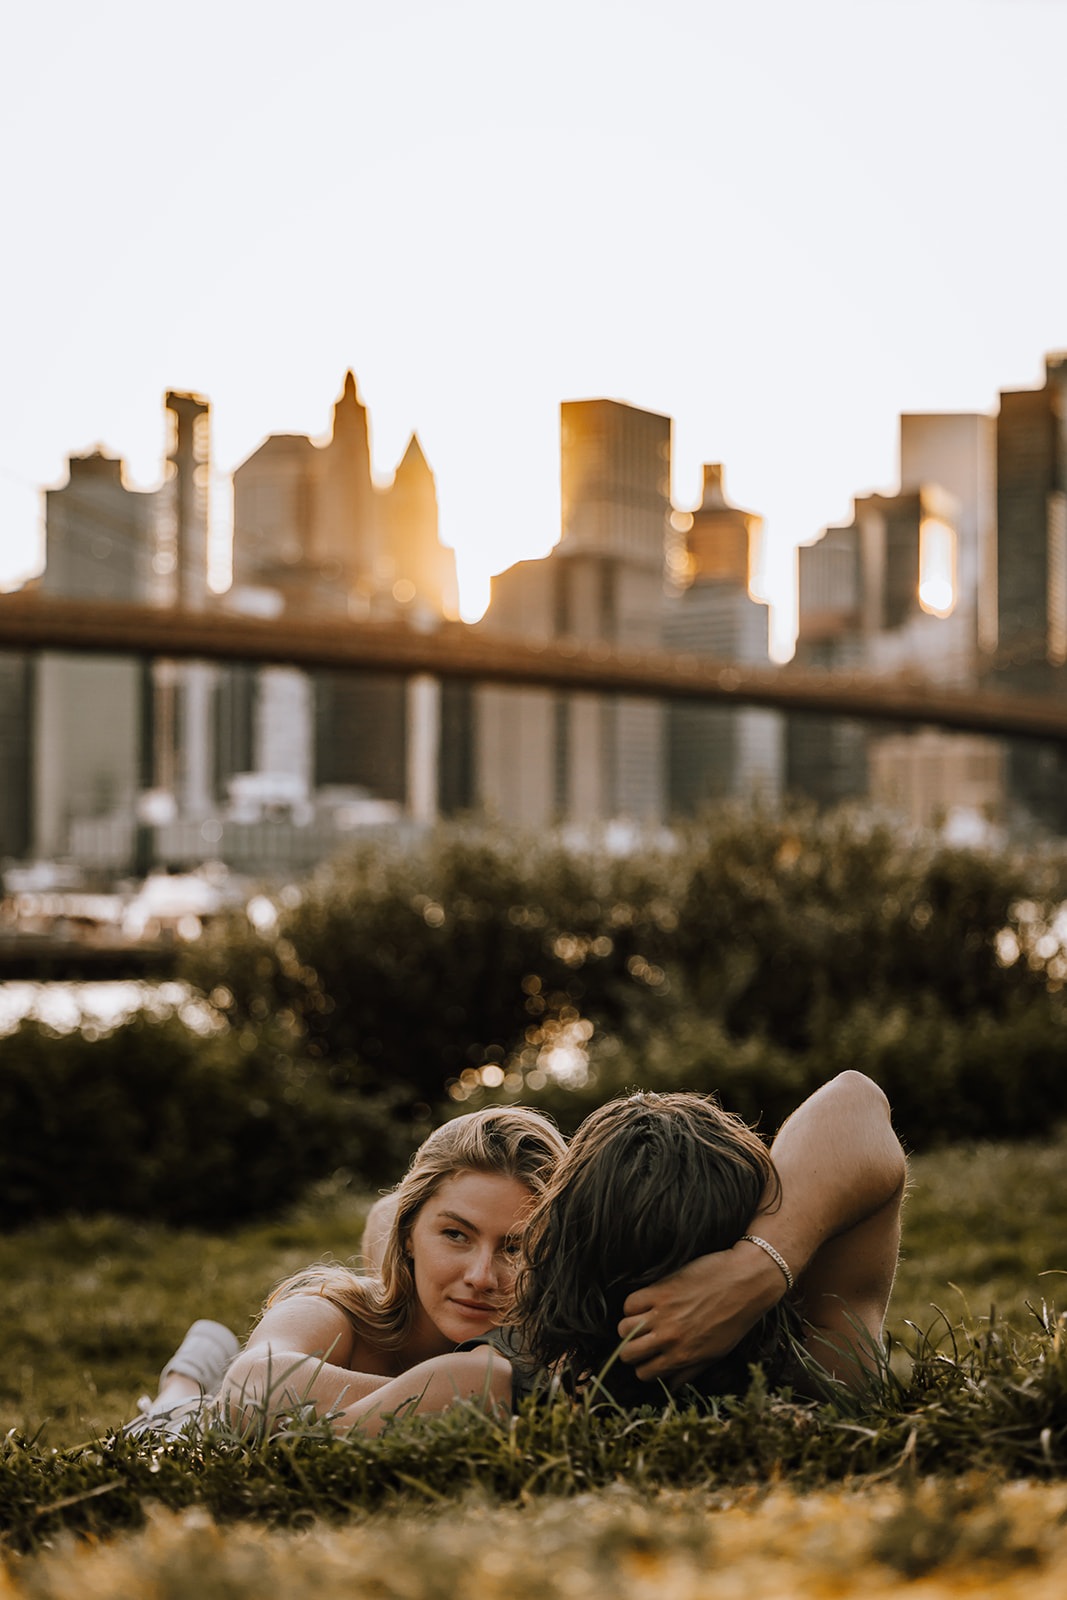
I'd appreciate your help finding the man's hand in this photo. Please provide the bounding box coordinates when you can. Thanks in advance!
[618,1074,904,1390]
[617,1240,787,1383]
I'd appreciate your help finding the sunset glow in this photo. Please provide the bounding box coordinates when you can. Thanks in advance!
[2,2,1067,660]
[919,517,956,619]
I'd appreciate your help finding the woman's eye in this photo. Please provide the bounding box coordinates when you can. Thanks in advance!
[502,1240,521,1257]
[442,1228,467,1243]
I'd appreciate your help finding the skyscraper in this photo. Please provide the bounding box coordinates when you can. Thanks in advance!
[232,372,456,620]
[230,373,458,815]
[786,408,1008,827]
[787,479,966,810]
[899,411,997,659]
[664,466,780,813]
[32,451,155,860]
[156,392,215,824]
[0,657,32,863]
[994,355,1067,828]
[477,398,671,826]
[996,355,1067,681]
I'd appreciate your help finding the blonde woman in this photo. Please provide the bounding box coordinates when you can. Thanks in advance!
[132,1105,565,1438]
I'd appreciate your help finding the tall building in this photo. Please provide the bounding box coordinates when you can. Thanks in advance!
[5,396,221,871]
[899,411,997,658]
[0,657,32,863]
[159,391,211,611]
[788,478,965,809]
[31,451,155,861]
[156,392,216,824]
[232,372,457,621]
[996,355,1067,681]
[229,373,458,818]
[231,433,318,597]
[792,441,990,684]
[474,558,557,826]
[787,410,1005,823]
[994,356,1067,830]
[881,411,1004,828]
[664,466,781,813]
[682,463,759,587]
[313,370,382,589]
[477,399,671,825]
[40,450,154,603]
[384,436,457,621]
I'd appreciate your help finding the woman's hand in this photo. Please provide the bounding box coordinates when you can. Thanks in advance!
[616,1240,787,1384]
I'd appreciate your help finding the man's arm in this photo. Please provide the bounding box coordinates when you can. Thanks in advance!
[617,1071,906,1387]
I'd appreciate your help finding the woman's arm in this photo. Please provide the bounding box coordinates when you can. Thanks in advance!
[331,1347,514,1436]
[617,1071,907,1388]
[220,1296,392,1430]
[221,1299,513,1436]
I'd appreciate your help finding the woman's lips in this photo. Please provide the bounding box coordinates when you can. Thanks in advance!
[450,1298,496,1316]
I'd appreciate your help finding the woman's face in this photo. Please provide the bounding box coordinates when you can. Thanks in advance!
[406,1168,533,1348]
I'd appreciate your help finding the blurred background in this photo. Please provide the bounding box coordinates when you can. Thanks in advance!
[3,0,1067,1226]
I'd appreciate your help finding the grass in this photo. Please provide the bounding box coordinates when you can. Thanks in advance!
[4,1132,1067,1591]
[7,1481,1067,1600]
[0,1172,372,1445]
[892,1134,1067,1332]
[6,1132,1067,1448]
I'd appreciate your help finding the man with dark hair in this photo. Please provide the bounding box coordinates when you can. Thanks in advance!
[629,1070,905,1393]
[518,1070,906,1399]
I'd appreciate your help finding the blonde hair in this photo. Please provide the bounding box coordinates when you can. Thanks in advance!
[268,1106,566,1351]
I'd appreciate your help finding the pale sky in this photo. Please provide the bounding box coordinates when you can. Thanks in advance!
[2,0,1065,655]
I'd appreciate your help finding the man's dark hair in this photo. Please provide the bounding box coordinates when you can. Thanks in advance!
[515,1091,798,1404]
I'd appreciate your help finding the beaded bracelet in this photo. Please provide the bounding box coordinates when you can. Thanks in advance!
[740,1234,795,1292]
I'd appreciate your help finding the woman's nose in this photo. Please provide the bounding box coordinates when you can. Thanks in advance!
[465,1246,498,1290]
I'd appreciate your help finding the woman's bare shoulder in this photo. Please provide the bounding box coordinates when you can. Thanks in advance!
[246,1289,367,1368]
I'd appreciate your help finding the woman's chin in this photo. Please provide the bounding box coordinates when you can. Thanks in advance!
[441,1303,500,1341]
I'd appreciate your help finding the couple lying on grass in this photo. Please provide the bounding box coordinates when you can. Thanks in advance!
[132,1070,906,1439]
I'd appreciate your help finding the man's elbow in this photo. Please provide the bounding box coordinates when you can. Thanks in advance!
[827,1069,889,1115]
[830,1070,907,1186]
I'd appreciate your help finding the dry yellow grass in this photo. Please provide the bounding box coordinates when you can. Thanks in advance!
[4,1478,1066,1600]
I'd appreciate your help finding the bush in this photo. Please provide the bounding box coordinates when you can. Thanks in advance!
[181,827,682,1108]
[458,990,1067,1153]
[8,810,1067,1227]
[672,811,1063,1049]
[815,996,1067,1148]
[0,1014,422,1230]
[179,812,1067,1139]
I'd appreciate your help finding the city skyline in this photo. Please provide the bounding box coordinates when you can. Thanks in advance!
[5,348,1066,868]
[3,0,1067,656]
